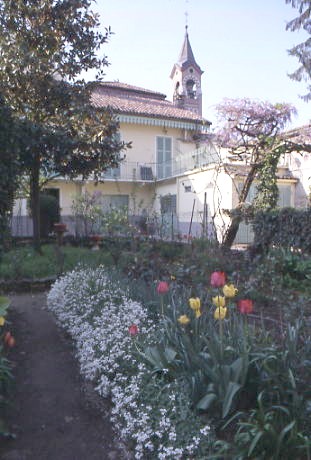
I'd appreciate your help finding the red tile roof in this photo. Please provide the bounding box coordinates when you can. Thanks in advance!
[90,82,210,125]
[285,123,311,144]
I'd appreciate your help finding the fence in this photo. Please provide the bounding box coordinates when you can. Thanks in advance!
[10,214,254,245]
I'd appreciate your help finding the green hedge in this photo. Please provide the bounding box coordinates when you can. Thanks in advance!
[252,207,311,252]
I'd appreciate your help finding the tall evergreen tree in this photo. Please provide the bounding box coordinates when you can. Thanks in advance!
[286,0,311,100]
[0,0,127,251]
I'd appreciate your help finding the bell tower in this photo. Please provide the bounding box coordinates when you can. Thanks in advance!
[170,26,203,116]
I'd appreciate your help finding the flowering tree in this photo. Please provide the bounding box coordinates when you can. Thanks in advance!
[215,98,311,248]
[286,0,311,101]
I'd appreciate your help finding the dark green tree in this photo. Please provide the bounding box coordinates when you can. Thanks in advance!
[0,0,127,251]
[286,0,311,101]
[0,96,19,258]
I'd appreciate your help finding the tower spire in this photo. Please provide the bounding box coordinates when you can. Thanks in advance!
[170,28,204,116]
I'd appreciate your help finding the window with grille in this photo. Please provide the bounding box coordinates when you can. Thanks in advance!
[160,194,176,214]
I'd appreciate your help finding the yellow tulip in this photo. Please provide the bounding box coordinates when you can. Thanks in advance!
[212,295,226,308]
[223,284,238,298]
[195,309,202,319]
[214,307,227,320]
[0,316,5,326]
[189,297,201,311]
[178,314,190,325]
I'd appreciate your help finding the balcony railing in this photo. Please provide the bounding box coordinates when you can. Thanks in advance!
[100,144,220,182]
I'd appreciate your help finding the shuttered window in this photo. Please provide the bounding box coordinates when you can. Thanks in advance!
[156,137,172,179]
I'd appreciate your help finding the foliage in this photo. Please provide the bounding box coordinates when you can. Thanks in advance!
[252,149,280,210]
[0,97,20,260]
[286,0,311,101]
[0,0,128,250]
[46,262,311,459]
[47,267,216,459]
[0,245,113,280]
[0,296,13,438]
[215,318,311,459]
[215,98,308,248]
[39,193,60,238]
[71,191,104,237]
[71,190,132,238]
[252,207,311,253]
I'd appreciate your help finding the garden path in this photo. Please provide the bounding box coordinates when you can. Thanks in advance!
[0,292,128,460]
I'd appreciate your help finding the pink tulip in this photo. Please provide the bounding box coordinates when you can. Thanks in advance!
[128,324,139,336]
[210,271,226,288]
[157,281,169,294]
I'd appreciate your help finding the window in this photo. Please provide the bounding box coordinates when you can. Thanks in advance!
[156,137,172,179]
[104,165,121,179]
[101,194,129,211]
[160,194,176,214]
[277,184,291,207]
[104,131,122,179]
[140,166,153,180]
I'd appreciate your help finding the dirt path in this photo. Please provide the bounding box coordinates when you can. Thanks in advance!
[0,292,127,460]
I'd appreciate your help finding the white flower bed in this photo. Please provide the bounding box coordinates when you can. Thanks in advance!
[47,267,214,459]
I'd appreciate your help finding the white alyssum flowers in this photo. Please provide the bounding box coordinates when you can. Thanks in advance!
[47,267,213,459]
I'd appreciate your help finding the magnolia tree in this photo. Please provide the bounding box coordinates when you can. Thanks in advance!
[286,0,311,101]
[0,0,128,251]
[215,98,311,248]
[0,97,20,257]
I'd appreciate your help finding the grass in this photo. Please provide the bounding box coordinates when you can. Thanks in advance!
[0,244,113,280]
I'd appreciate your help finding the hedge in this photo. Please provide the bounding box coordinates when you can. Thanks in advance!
[252,207,311,253]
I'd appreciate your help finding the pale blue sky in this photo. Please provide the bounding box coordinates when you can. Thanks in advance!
[89,0,310,129]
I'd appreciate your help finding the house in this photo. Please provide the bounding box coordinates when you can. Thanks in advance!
[11,28,310,243]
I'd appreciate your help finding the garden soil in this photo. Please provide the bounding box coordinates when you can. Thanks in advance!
[0,292,129,460]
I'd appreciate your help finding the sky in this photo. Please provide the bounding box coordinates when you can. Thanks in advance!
[87,0,310,130]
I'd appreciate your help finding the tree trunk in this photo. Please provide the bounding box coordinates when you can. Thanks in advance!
[30,154,42,253]
[222,164,258,249]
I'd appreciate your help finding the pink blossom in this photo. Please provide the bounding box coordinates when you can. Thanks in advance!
[128,324,139,336]
[210,271,226,288]
[156,281,169,294]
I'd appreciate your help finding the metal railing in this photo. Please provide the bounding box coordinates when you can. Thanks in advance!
[101,144,220,182]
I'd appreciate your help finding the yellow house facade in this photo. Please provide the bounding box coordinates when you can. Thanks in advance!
[12,28,308,243]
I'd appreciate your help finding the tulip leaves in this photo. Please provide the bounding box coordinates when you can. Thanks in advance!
[196,355,249,418]
[0,296,10,317]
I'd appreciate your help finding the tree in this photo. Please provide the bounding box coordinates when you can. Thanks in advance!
[215,98,311,248]
[0,96,20,258]
[286,0,311,100]
[0,0,127,251]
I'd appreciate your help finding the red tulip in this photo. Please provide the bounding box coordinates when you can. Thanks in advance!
[157,281,169,294]
[4,331,11,344]
[210,271,226,288]
[238,299,254,314]
[7,335,15,347]
[128,324,139,336]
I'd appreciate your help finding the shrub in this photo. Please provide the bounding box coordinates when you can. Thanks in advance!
[252,207,311,253]
[39,193,60,238]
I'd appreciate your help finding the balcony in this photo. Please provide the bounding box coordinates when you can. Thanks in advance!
[100,144,220,182]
